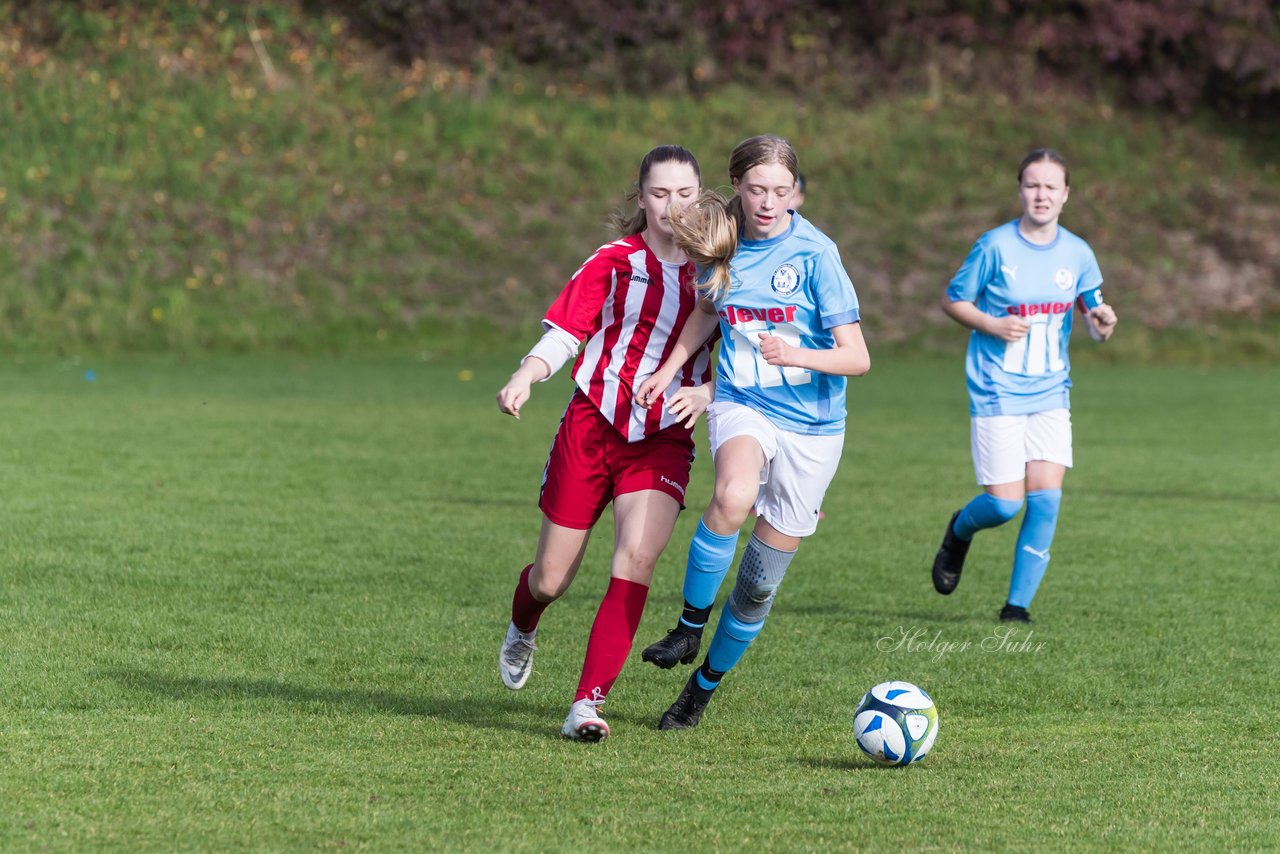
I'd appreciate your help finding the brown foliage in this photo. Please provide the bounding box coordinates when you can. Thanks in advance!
[319,0,1280,116]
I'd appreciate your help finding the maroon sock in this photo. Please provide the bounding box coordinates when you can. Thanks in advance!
[510,564,550,633]
[574,577,650,703]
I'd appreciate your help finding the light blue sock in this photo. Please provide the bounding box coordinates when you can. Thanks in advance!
[954,493,1023,541]
[700,608,764,687]
[678,519,739,629]
[1008,489,1062,608]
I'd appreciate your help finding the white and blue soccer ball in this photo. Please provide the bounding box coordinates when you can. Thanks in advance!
[853,680,939,766]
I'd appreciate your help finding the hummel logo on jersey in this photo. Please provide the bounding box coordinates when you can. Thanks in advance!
[1000,263,1018,281]
[660,475,685,497]
[625,272,652,286]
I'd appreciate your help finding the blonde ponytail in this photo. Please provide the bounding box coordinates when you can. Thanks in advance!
[669,134,799,300]
[669,189,740,302]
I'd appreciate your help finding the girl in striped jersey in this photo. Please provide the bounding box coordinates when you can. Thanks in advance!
[495,145,716,741]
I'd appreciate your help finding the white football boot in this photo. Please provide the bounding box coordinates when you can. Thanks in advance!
[561,698,609,742]
[499,622,537,690]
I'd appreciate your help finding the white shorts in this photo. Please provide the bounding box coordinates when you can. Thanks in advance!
[707,400,845,538]
[970,408,1073,486]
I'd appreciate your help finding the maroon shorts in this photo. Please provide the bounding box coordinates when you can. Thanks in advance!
[539,392,695,530]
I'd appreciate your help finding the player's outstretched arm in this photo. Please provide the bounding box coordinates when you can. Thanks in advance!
[497,324,579,419]
[496,357,550,419]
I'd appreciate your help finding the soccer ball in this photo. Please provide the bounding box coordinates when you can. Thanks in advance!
[853,681,939,766]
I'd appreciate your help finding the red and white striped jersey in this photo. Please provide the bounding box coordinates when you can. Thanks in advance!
[543,233,714,443]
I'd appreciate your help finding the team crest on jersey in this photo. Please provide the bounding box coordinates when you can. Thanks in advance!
[770,264,801,296]
[1054,268,1075,291]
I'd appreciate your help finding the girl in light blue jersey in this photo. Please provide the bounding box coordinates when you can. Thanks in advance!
[932,148,1118,623]
[634,135,870,731]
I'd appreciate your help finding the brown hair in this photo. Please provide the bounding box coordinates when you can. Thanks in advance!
[1017,148,1070,186]
[670,135,799,301]
[608,144,701,236]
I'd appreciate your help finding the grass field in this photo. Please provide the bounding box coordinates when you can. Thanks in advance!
[0,348,1275,850]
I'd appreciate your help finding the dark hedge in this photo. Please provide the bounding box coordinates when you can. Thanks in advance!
[9,0,1278,115]
[321,0,1279,116]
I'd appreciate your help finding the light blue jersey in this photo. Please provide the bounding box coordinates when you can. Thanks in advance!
[711,212,861,435]
[946,220,1104,417]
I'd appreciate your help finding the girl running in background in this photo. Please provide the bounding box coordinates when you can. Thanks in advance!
[931,148,1118,623]
[495,145,716,742]
[635,135,869,730]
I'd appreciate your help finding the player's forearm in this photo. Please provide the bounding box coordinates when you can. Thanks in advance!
[785,322,870,377]
[511,356,550,385]
[658,306,719,376]
[941,298,994,334]
[521,324,579,381]
[788,342,870,377]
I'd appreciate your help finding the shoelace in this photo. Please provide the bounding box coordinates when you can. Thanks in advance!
[503,636,536,665]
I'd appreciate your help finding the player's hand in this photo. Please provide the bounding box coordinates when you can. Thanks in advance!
[635,370,674,410]
[496,376,532,419]
[758,332,797,366]
[1089,304,1118,339]
[985,316,1031,342]
[665,383,712,428]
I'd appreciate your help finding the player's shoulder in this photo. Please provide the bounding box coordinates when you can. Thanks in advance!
[1054,224,1096,254]
[787,213,840,253]
[571,235,646,275]
[977,220,1021,250]
[590,234,646,261]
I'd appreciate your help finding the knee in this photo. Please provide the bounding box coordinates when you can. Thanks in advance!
[528,565,571,601]
[709,477,758,524]
[1026,489,1062,517]
[728,579,778,624]
[990,496,1024,524]
[610,542,661,584]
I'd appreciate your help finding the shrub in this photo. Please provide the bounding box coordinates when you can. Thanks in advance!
[318,0,1280,116]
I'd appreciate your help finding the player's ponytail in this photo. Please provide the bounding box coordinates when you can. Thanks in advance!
[671,134,800,302]
[668,189,739,302]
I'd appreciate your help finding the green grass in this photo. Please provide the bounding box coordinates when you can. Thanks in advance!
[0,3,1278,353]
[0,349,1276,850]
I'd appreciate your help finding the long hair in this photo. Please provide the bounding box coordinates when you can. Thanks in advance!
[608,144,701,236]
[1017,148,1070,185]
[670,135,799,302]
[668,189,739,300]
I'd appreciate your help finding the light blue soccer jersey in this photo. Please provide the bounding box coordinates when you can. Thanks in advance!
[946,220,1104,416]
[711,212,861,435]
